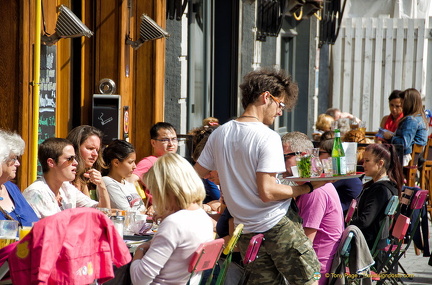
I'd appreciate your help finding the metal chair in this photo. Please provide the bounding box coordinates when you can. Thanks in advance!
[187,238,225,285]
[238,233,264,285]
[328,225,374,285]
[370,195,399,258]
[344,199,357,225]
[419,137,432,220]
[215,224,244,285]
[374,214,410,285]
[376,190,428,284]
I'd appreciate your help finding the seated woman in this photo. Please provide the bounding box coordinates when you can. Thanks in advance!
[380,90,403,133]
[350,144,403,250]
[0,131,39,226]
[102,140,145,212]
[66,125,108,199]
[130,153,214,284]
[383,88,428,166]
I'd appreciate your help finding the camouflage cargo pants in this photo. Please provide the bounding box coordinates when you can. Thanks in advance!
[237,213,320,285]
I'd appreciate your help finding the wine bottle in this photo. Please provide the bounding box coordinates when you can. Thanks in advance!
[332,129,346,175]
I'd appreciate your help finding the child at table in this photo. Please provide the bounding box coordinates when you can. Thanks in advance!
[130,153,214,285]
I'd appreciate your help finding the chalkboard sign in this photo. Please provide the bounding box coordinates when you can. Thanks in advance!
[38,45,56,175]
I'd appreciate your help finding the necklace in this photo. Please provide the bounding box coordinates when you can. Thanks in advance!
[238,115,260,121]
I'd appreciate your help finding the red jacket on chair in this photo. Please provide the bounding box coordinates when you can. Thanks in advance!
[9,208,131,284]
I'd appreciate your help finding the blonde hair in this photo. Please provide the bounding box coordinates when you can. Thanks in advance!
[144,153,206,218]
[315,114,334,132]
[202,117,219,127]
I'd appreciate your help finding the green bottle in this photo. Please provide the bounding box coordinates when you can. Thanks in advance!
[332,129,346,175]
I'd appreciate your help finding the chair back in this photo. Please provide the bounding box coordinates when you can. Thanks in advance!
[215,224,244,285]
[384,196,399,215]
[340,231,354,257]
[391,214,410,240]
[188,238,225,273]
[370,195,399,257]
[345,199,357,224]
[410,190,428,210]
[408,144,424,167]
[223,223,243,255]
[423,137,432,160]
[243,234,264,265]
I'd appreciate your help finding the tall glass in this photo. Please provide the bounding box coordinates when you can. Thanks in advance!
[297,153,312,178]
[0,220,18,248]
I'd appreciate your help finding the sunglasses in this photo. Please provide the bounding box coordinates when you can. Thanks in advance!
[267,93,286,110]
[65,156,76,164]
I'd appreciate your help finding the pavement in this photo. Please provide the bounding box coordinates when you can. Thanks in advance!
[390,220,432,285]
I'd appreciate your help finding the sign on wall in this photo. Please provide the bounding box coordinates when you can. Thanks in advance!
[38,45,56,175]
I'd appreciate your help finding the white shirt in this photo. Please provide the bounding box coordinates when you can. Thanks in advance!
[23,177,98,218]
[197,120,288,233]
[130,209,213,285]
[102,176,145,211]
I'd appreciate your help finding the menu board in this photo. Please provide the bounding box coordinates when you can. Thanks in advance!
[38,45,56,144]
[38,45,56,175]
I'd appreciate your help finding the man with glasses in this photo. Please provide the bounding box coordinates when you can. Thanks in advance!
[23,138,111,218]
[282,132,344,285]
[195,67,325,285]
[129,122,178,206]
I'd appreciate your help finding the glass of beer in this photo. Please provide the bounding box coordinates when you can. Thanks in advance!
[0,220,18,248]
[19,226,32,240]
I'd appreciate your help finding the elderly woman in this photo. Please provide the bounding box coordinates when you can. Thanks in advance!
[130,153,213,284]
[66,125,108,200]
[0,130,39,226]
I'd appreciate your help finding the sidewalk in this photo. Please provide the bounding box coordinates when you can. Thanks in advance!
[394,220,432,285]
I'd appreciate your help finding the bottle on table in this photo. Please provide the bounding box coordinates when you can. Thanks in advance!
[332,129,346,176]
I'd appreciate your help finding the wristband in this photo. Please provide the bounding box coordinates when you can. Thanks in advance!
[304,182,314,193]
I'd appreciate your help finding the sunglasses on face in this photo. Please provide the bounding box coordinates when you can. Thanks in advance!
[65,156,76,164]
[267,93,286,110]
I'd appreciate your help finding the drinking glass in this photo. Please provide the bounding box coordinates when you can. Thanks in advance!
[124,210,136,236]
[96,207,111,217]
[359,121,367,134]
[0,220,18,248]
[297,153,311,178]
[19,226,32,240]
[321,158,333,177]
[310,148,323,177]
